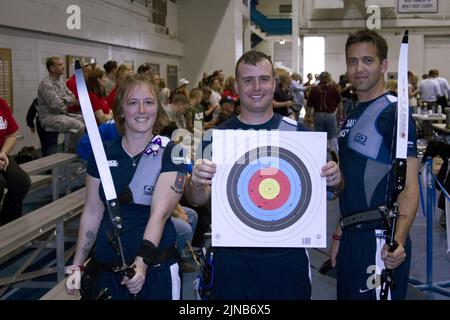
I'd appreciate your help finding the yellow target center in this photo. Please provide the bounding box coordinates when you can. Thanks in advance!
[258,178,280,200]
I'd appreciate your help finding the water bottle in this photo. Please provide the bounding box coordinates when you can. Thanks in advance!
[437,105,442,114]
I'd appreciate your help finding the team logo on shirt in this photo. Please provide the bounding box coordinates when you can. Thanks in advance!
[354,132,367,145]
[0,117,7,130]
[108,160,118,167]
[143,185,154,195]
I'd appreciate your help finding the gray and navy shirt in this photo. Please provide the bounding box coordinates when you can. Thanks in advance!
[87,136,187,263]
[338,93,417,217]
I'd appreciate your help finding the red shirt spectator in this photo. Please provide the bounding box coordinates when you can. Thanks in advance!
[222,76,239,101]
[0,98,19,146]
[307,82,341,113]
[107,86,117,109]
[65,75,81,112]
[66,74,78,98]
[89,92,111,115]
[221,90,239,101]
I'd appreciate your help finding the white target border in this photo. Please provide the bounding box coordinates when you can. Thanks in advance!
[212,130,327,248]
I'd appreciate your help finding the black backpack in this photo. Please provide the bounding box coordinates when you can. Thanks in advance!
[15,146,38,164]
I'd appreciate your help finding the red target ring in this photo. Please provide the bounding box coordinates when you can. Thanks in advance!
[248,167,291,210]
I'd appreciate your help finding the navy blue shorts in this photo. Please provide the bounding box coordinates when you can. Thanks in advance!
[210,248,311,300]
[336,228,411,300]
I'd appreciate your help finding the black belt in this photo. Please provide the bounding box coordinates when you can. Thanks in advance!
[96,245,178,271]
[340,209,384,230]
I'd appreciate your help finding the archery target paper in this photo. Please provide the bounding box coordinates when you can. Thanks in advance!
[212,130,326,248]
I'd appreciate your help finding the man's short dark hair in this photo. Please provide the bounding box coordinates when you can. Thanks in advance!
[429,69,439,78]
[103,60,118,73]
[345,29,388,61]
[46,57,60,72]
[235,51,275,79]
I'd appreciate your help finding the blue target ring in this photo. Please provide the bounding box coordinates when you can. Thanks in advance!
[226,146,312,231]
[236,157,301,221]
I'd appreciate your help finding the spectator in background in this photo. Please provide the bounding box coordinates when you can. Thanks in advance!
[159,78,167,91]
[432,69,450,109]
[186,88,204,134]
[0,98,31,226]
[103,60,118,96]
[176,78,190,97]
[87,69,113,124]
[137,63,152,75]
[171,203,198,272]
[290,73,306,120]
[66,63,92,100]
[307,71,342,154]
[199,72,209,88]
[151,73,161,89]
[159,87,171,111]
[207,77,222,120]
[385,78,397,97]
[419,69,441,112]
[221,76,239,101]
[212,69,225,88]
[339,74,358,117]
[26,97,58,156]
[201,86,216,129]
[408,71,419,113]
[303,73,313,87]
[314,73,320,85]
[37,57,85,154]
[166,94,188,130]
[65,62,91,113]
[106,64,133,109]
[169,78,190,104]
[303,73,314,102]
[215,95,236,126]
[273,73,294,118]
[90,62,102,71]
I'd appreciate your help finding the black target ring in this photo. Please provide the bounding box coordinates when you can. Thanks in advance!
[226,146,312,231]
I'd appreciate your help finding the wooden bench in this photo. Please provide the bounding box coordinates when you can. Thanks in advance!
[20,153,80,200]
[0,187,86,296]
[29,175,53,192]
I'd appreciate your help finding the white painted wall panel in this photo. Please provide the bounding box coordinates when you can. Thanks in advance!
[425,36,450,81]
[0,0,183,56]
